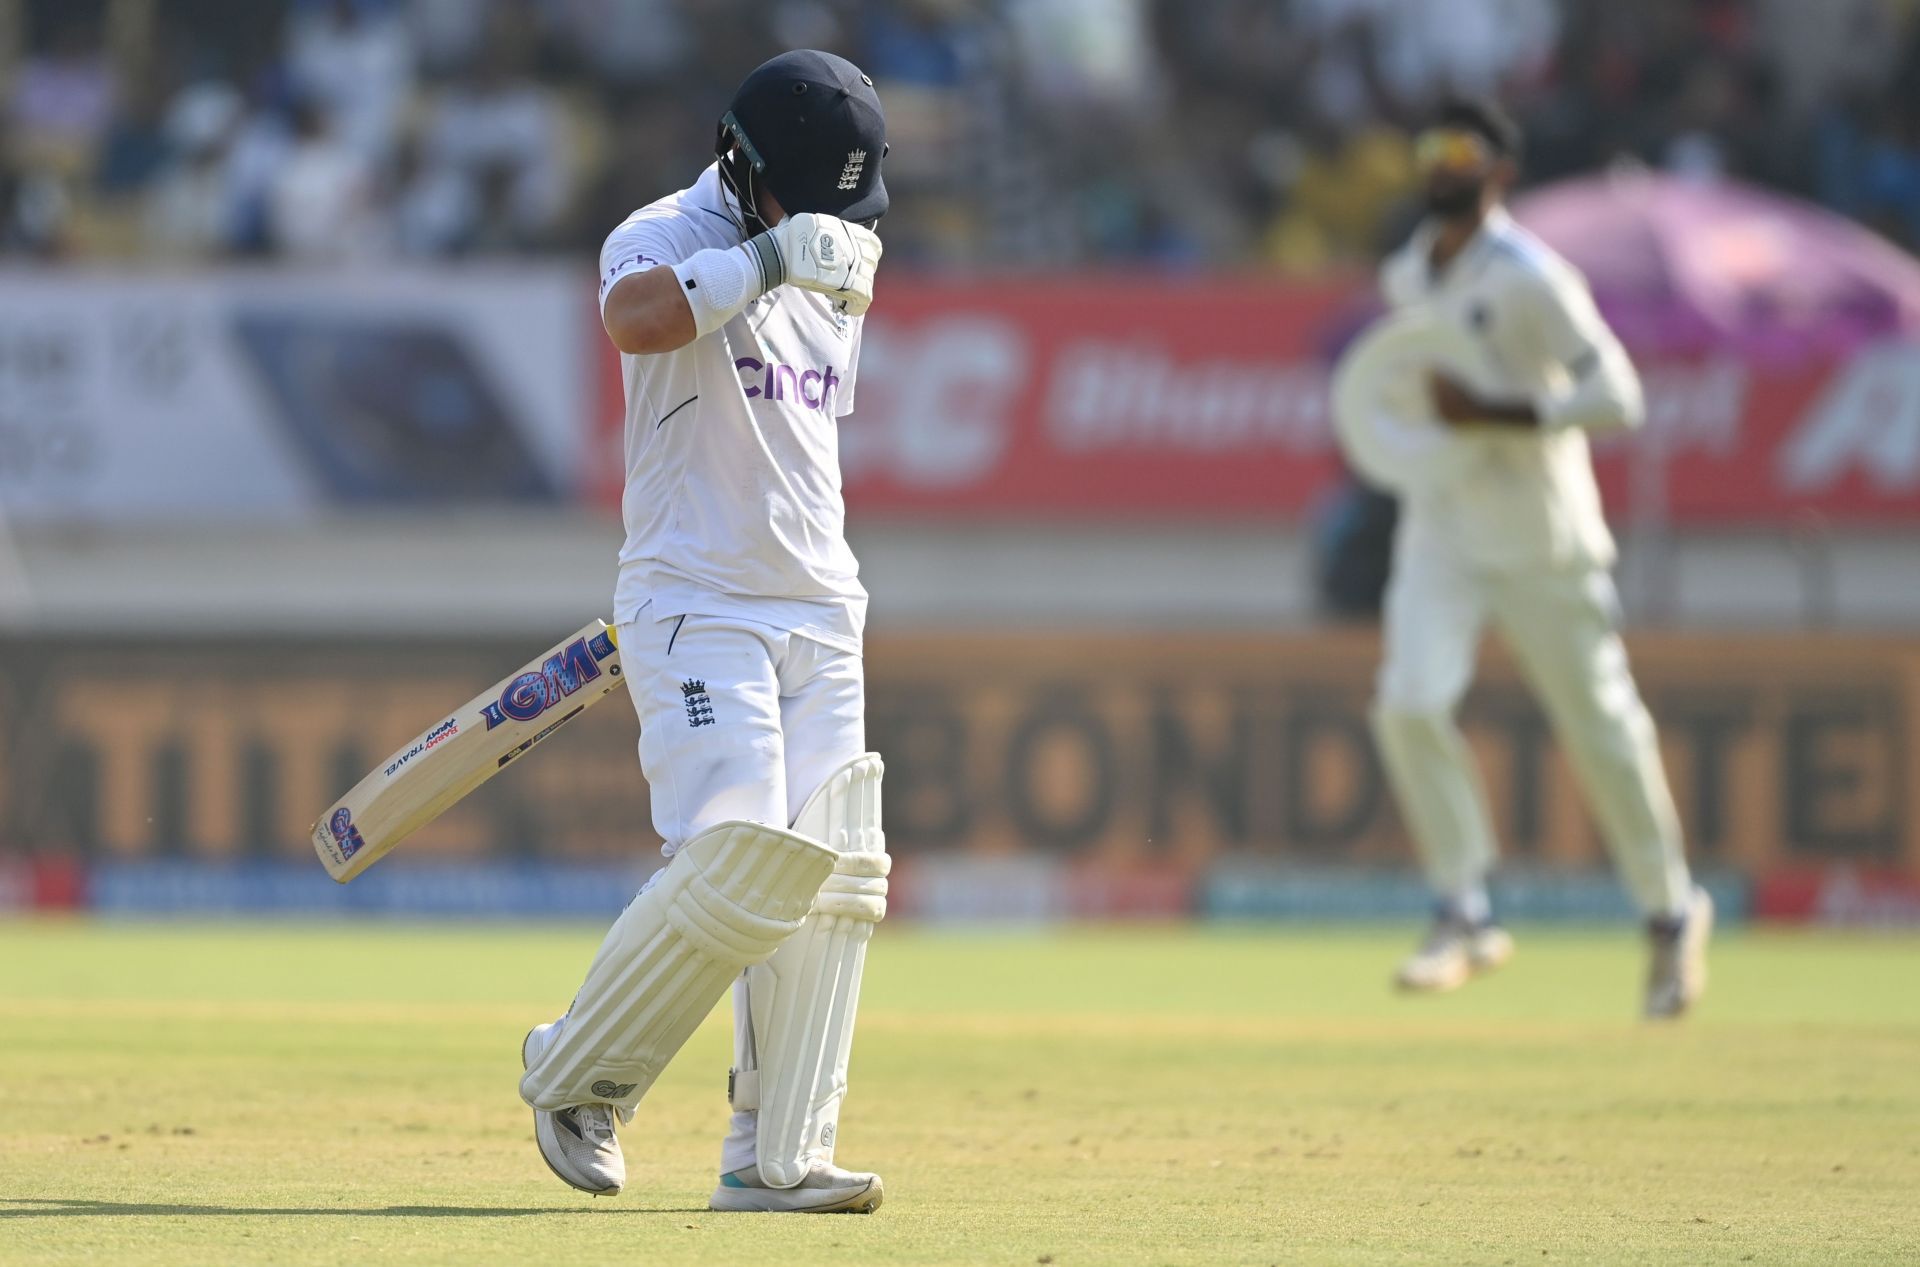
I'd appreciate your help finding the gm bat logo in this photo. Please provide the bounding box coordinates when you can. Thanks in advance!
[481,631,619,730]
[328,807,367,860]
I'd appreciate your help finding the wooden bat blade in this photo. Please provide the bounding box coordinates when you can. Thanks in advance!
[311,619,626,883]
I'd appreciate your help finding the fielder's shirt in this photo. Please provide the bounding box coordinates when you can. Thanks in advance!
[600,163,866,652]
[1380,206,1643,572]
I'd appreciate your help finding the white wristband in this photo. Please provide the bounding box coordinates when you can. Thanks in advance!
[671,245,769,337]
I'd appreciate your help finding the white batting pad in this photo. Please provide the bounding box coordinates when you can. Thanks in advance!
[520,820,835,1115]
[731,753,889,1188]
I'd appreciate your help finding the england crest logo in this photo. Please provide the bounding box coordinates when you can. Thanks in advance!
[836,149,867,192]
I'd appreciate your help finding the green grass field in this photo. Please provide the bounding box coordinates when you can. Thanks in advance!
[1,921,1916,1266]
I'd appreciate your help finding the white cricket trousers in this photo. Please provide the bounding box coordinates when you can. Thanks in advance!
[621,609,866,853]
[1370,543,1692,919]
[619,607,866,1174]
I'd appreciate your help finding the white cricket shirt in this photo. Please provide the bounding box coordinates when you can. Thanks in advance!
[1380,207,1644,571]
[600,164,866,652]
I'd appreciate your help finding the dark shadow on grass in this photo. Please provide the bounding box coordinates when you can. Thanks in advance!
[0,1197,706,1218]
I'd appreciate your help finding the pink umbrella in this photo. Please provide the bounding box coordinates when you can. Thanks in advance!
[1513,169,1920,362]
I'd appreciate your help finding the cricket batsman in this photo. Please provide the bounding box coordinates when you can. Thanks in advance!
[1367,100,1712,1017]
[516,51,889,1211]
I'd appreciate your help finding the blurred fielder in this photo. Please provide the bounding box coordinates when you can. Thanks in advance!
[1367,100,1712,1017]
[517,51,890,1211]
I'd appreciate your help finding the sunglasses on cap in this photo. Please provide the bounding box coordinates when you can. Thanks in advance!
[1415,129,1495,174]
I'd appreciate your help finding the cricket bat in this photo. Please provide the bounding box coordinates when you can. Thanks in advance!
[311,619,626,882]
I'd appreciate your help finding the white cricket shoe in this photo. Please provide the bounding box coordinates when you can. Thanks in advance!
[710,1161,884,1214]
[522,1021,625,1196]
[1645,886,1714,1020]
[1395,914,1515,993]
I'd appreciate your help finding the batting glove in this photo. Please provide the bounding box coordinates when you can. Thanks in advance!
[744,212,883,316]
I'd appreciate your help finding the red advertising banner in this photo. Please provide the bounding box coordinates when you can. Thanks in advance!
[840,279,1358,515]
[1625,344,1920,522]
[1754,866,1920,927]
[593,277,1920,522]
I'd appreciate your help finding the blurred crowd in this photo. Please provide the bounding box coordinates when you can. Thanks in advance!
[3,0,1919,272]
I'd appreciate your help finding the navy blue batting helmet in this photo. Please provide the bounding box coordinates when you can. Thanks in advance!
[716,50,888,230]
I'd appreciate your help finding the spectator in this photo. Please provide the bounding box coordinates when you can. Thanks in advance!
[265,100,383,260]
[2,0,1919,266]
[9,18,117,170]
[286,0,414,162]
[1006,0,1162,119]
[94,67,175,198]
[539,0,696,85]
[1370,0,1559,113]
[0,167,73,258]
[1850,102,1920,248]
[400,39,568,255]
[145,82,249,259]
[1260,117,1418,274]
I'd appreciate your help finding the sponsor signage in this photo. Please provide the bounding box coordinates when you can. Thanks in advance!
[886,854,1198,922]
[0,855,85,910]
[860,633,1916,877]
[1754,866,1920,927]
[384,718,459,778]
[89,859,646,917]
[1204,862,1752,922]
[5,269,1913,523]
[0,267,593,521]
[0,858,26,911]
[594,278,1920,522]
[1,632,1915,885]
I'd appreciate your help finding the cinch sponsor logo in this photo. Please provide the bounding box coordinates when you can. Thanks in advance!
[601,253,665,299]
[384,717,460,777]
[328,807,367,861]
[481,631,619,730]
[735,356,840,411]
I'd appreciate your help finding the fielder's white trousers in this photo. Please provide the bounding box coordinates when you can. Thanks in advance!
[619,607,866,1174]
[1370,542,1692,919]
